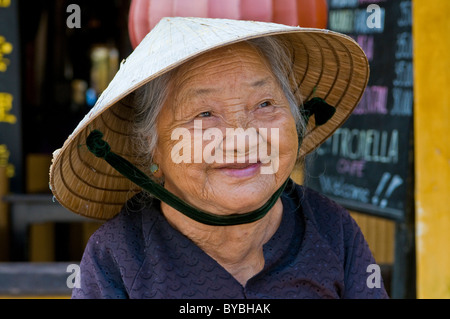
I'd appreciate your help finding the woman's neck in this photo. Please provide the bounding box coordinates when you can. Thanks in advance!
[160,198,283,286]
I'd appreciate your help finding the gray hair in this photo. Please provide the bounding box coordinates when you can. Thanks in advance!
[132,36,306,171]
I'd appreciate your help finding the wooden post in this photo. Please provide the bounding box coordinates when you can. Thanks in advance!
[413,0,450,299]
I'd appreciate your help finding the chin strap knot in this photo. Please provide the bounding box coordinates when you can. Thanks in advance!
[86,129,111,158]
[302,97,336,126]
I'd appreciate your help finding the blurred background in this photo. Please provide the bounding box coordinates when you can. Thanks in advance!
[0,0,448,299]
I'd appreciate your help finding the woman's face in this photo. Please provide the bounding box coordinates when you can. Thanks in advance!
[153,42,299,215]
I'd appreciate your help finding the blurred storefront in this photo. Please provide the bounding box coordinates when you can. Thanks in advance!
[0,0,131,297]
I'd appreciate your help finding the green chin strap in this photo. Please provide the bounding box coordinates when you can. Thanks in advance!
[86,129,288,226]
[85,96,334,226]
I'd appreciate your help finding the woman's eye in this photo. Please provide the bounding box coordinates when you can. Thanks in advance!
[259,101,272,108]
[198,111,212,118]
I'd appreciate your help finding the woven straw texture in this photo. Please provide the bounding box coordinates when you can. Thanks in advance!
[49,17,369,220]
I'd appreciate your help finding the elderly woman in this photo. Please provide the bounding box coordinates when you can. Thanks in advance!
[50,17,388,299]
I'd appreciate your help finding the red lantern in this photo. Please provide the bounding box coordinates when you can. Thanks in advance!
[128,0,328,48]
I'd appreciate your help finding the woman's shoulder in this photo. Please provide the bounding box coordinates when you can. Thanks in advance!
[87,193,157,251]
[287,181,389,298]
[286,180,360,244]
[74,193,156,298]
[287,180,351,220]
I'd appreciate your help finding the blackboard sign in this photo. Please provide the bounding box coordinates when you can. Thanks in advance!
[0,0,23,192]
[305,0,413,221]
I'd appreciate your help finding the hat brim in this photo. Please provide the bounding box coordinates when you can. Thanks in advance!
[49,17,369,220]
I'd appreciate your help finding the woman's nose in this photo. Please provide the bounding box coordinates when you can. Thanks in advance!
[221,127,260,162]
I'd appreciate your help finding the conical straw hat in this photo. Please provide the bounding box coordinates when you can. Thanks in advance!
[49,17,369,220]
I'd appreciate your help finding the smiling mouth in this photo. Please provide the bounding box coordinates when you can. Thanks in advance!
[216,161,262,178]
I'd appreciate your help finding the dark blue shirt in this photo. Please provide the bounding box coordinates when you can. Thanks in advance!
[72,180,389,299]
